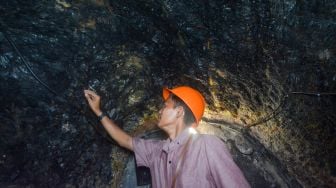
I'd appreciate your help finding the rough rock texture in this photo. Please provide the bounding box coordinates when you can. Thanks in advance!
[0,0,335,187]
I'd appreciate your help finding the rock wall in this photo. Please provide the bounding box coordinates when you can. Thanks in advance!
[0,0,335,187]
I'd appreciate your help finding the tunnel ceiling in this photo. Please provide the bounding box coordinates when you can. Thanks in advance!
[0,0,335,187]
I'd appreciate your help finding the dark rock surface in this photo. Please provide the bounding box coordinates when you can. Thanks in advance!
[1,0,335,187]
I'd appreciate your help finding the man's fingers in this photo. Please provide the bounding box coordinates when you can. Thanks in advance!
[84,89,98,96]
[84,92,93,101]
[84,90,100,99]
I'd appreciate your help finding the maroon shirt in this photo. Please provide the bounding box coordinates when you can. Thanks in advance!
[133,128,250,188]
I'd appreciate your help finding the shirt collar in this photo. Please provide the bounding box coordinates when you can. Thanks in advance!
[162,128,191,153]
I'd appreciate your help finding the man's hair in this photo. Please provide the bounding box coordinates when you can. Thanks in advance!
[171,94,196,125]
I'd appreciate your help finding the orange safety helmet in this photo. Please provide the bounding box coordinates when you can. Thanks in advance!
[162,86,205,124]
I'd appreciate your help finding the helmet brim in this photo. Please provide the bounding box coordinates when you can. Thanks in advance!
[162,87,172,101]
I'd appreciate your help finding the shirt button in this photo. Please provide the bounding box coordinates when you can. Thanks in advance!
[169,161,171,164]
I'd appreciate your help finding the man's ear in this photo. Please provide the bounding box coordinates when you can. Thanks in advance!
[176,106,184,118]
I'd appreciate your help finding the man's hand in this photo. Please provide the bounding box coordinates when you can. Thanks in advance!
[84,89,102,116]
[84,90,134,151]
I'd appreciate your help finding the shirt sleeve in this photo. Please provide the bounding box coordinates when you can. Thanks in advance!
[132,137,163,167]
[204,135,251,188]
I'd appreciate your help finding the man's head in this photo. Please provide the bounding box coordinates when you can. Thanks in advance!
[161,86,205,126]
[171,94,196,125]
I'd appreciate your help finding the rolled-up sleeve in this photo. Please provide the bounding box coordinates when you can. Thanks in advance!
[205,136,251,188]
[132,137,163,167]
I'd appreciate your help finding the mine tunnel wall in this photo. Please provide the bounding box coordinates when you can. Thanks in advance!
[0,0,335,187]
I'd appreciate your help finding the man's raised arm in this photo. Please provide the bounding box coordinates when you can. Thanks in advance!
[84,90,133,151]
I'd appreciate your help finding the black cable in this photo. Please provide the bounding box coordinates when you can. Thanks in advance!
[291,92,336,96]
[246,76,335,128]
[2,29,114,143]
[3,32,58,96]
[247,94,289,128]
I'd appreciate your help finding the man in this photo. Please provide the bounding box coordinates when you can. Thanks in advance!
[84,86,250,188]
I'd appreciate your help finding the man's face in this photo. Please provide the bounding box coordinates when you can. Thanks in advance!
[157,96,180,128]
